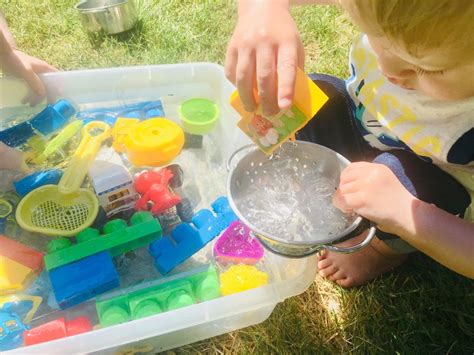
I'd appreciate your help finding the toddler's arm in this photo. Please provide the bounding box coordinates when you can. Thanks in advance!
[0,11,57,99]
[333,162,474,279]
[225,0,337,116]
[0,142,27,171]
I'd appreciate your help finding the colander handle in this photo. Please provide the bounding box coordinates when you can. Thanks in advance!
[58,121,111,194]
[324,225,377,254]
[226,144,255,172]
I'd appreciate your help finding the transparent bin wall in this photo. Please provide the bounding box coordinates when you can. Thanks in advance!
[2,63,317,354]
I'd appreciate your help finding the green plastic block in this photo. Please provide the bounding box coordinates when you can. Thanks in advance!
[96,294,131,327]
[96,264,220,327]
[44,211,162,271]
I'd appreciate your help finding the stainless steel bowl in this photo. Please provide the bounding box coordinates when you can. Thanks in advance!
[75,0,137,35]
[226,142,376,258]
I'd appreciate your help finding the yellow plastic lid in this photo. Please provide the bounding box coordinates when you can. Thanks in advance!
[124,117,185,167]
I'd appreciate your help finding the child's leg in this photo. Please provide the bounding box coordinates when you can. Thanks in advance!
[296,75,406,286]
[297,74,471,287]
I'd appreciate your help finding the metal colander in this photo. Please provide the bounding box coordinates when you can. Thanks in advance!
[227,142,376,258]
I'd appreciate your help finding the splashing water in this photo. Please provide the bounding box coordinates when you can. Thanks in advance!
[234,149,352,242]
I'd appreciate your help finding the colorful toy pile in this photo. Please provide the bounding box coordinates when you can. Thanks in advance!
[0,95,271,351]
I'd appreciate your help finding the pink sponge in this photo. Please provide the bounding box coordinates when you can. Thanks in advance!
[213,221,264,264]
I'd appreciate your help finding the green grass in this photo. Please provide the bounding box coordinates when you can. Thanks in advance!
[1,0,473,353]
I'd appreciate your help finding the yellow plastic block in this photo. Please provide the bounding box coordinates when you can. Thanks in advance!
[220,264,269,296]
[0,256,34,295]
[112,117,140,153]
[231,68,329,155]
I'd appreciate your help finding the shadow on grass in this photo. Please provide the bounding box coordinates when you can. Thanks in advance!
[86,18,148,48]
[170,254,474,354]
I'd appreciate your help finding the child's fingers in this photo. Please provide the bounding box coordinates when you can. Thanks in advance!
[236,48,257,112]
[339,162,372,183]
[31,58,58,73]
[22,69,46,97]
[332,189,353,213]
[338,180,359,195]
[297,40,305,69]
[256,45,279,116]
[277,41,298,110]
[225,44,238,84]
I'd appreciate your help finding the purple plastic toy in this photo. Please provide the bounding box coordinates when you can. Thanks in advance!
[213,221,264,264]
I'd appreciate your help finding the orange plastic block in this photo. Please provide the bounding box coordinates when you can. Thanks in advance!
[0,235,44,271]
[230,68,329,155]
[0,235,44,294]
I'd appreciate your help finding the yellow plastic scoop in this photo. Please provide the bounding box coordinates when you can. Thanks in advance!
[16,121,111,237]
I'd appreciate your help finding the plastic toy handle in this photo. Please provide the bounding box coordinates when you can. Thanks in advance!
[58,121,111,194]
[324,225,376,254]
[33,120,84,164]
[226,144,256,172]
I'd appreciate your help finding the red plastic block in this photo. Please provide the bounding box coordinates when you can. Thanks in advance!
[0,235,44,271]
[24,316,93,346]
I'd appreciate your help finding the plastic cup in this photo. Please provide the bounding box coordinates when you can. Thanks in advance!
[178,98,219,135]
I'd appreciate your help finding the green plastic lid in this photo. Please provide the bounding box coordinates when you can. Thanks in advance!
[178,98,219,135]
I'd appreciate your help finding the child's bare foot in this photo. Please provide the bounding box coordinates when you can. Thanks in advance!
[317,234,408,288]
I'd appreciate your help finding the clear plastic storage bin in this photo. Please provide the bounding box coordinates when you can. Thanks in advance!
[1,63,317,354]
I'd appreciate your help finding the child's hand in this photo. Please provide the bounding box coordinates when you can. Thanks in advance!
[0,142,28,172]
[332,162,417,235]
[0,48,57,104]
[225,0,304,116]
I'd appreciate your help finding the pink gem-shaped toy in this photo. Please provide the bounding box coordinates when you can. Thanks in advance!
[213,221,264,264]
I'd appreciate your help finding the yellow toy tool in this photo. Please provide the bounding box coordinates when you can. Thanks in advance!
[16,121,111,237]
[124,117,185,167]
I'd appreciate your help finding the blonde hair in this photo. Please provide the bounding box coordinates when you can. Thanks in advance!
[341,0,474,62]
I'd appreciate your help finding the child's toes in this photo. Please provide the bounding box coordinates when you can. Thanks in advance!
[328,270,347,282]
[319,265,339,278]
[317,257,332,270]
[317,250,328,260]
[336,277,356,288]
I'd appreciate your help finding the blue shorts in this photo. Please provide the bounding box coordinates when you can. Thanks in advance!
[297,74,471,254]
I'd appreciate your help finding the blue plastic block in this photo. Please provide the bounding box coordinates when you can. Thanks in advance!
[14,169,63,197]
[49,251,119,309]
[0,100,75,147]
[149,196,238,274]
[77,100,165,127]
[0,121,35,147]
[30,99,76,135]
[211,196,238,226]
